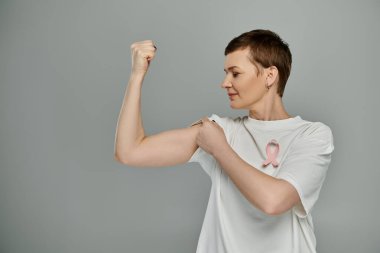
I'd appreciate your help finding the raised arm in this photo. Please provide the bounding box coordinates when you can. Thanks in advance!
[116,124,202,167]
[114,40,201,167]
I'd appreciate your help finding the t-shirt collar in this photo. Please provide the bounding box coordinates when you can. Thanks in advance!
[243,115,303,131]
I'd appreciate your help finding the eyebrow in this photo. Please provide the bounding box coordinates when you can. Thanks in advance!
[223,66,240,72]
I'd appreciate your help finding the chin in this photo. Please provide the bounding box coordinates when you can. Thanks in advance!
[229,101,244,109]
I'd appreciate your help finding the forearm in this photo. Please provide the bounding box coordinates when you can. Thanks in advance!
[114,72,146,161]
[213,144,281,215]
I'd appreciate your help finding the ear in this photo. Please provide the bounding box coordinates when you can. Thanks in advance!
[266,66,279,87]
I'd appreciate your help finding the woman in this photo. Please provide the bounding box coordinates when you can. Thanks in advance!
[114,29,335,253]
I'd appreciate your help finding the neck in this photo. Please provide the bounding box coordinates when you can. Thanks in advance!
[248,93,291,121]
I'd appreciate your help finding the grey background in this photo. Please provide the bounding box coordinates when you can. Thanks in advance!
[0,0,379,252]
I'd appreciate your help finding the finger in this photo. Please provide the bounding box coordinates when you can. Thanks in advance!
[202,117,210,123]
[137,40,155,44]
[202,117,217,124]
[206,117,216,123]
[138,44,156,51]
[210,119,219,127]
[145,41,157,50]
[146,52,155,60]
[189,119,203,127]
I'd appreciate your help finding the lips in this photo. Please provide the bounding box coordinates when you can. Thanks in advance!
[228,93,238,96]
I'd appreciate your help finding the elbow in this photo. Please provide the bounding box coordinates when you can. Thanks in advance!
[264,203,280,216]
[263,195,283,217]
[263,203,277,216]
[114,152,130,165]
[114,138,144,165]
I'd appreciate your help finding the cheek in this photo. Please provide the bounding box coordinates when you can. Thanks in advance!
[238,78,260,94]
[236,78,265,101]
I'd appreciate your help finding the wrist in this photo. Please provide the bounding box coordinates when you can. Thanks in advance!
[130,71,146,80]
[128,72,146,86]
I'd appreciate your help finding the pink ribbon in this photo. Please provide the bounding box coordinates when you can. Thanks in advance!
[262,139,280,168]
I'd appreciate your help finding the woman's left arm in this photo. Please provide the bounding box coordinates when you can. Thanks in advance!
[213,144,301,216]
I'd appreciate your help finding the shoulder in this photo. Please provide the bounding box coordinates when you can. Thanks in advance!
[301,120,333,140]
[208,113,242,133]
[208,114,243,145]
[296,119,334,153]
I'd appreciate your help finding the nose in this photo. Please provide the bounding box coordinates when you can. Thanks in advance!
[220,76,232,89]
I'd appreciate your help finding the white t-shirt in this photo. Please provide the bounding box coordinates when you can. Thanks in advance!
[187,113,335,253]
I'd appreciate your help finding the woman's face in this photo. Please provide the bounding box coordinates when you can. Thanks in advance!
[221,47,267,109]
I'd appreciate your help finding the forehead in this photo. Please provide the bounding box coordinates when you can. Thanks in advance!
[224,48,251,69]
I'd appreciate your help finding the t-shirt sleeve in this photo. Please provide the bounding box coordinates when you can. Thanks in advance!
[187,113,233,165]
[276,122,335,218]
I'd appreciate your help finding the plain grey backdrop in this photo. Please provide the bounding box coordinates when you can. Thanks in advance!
[1,0,379,252]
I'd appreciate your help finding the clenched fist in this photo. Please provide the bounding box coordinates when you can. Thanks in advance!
[130,40,157,75]
[195,117,228,157]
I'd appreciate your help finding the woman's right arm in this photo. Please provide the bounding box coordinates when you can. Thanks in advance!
[114,40,201,167]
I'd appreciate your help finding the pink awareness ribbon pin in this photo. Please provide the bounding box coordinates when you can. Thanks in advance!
[262,139,280,168]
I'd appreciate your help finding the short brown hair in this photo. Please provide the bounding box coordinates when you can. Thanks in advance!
[225,29,292,97]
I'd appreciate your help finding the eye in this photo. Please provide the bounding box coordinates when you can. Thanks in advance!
[232,72,239,77]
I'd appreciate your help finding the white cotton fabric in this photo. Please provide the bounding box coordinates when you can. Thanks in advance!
[188,113,335,253]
